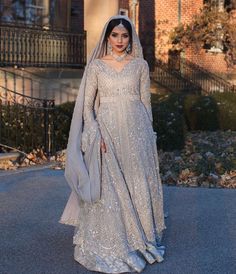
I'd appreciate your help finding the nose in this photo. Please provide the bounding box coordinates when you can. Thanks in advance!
[118,35,122,43]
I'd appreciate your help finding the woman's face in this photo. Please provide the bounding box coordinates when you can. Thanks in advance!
[108,26,130,55]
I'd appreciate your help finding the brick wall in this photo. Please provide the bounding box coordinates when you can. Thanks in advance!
[155,0,179,62]
[154,0,234,74]
[181,0,202,24]
[119,0,130,10]
[154,0,203,62]
[71,0,84,32]
[185,48,228,73]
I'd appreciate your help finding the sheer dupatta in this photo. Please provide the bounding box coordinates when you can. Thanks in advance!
[60,15,143,225]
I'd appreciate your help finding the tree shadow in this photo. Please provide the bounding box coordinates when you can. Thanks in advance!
[184,95,220,131]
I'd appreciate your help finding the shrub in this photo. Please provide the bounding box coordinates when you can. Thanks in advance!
[212,92,236,130]
[152,93,187,151]
[184,95,219,131]
[184,92,236,131]
[54,101,75,151]
[0,104,53,152]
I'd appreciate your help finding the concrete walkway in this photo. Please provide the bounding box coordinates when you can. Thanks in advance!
[0,168,235,274]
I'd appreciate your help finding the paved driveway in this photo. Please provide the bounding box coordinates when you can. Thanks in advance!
[0,168,235,274]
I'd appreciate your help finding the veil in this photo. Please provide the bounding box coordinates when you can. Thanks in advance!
[60,15,144,225]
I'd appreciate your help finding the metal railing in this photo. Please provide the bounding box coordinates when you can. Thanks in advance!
[153,58,236,94]
[0,85,54,154]
[0,23,86,68]
[179,58,236,94]
[153,59,201,93]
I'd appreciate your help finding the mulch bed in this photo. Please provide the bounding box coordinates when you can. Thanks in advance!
[159,130,236,188]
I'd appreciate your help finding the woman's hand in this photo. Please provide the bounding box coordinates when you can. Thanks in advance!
[100,138,107,153]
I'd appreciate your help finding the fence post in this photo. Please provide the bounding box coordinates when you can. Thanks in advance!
[48,100,55,157]
[43,99,49,156]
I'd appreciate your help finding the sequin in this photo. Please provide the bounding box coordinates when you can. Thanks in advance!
[72,57,166,273]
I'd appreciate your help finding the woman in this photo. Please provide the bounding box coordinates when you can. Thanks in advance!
[60,15,166,273]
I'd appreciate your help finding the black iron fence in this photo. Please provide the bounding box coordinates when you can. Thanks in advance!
[153,59,201,93]
[0,85,54,154]
[0,24,86,68]
[179,59,236,94]
[154,58,236,94]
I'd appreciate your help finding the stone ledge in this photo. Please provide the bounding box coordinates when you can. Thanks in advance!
[0,152,21,162]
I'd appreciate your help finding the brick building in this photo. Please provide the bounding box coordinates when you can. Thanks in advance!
[119,0,236,77]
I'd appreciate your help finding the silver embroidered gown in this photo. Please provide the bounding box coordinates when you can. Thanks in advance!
[74,57,166,273]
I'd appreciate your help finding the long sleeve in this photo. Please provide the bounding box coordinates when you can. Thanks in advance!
[83,63,98,123]
[140,60,153,123]
[81,63,100,152]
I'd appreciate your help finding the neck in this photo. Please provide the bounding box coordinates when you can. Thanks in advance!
[111,50,127,62]
[112,50,126,56]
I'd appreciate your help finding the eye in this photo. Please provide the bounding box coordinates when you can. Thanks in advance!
[111,33,118,37]
[122,34,129,38]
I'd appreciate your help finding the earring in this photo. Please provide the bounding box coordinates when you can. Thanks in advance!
[107,42,112,54]
[126,43,131,53]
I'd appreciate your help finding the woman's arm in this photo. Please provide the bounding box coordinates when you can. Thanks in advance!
[82,62,106,153]
[83,63,98,124]
[140,60,153,123]
[81,63,100,152]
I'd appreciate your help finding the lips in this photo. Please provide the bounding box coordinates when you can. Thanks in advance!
[116,45,124,48]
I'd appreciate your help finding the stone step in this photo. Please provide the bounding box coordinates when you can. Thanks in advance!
[0,152,21,162]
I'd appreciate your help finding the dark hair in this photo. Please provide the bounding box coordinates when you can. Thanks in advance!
[104,18,133,53]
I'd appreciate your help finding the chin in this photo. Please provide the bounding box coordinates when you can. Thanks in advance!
[115,48,126,54]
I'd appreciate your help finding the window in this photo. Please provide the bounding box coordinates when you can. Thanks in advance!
[203,0,225,52]
[0,0,44,26]
[0,0,69,30]
[204,0,234,10]
[225,0,236,11]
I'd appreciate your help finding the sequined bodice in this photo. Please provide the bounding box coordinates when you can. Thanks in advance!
[83,57,153,125]
[95,58,142,98]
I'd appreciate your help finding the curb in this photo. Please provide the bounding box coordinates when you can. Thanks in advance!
[0,163,61,178]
